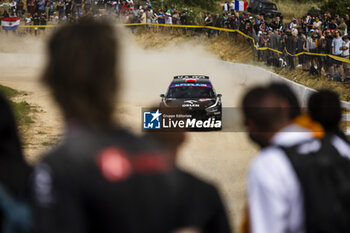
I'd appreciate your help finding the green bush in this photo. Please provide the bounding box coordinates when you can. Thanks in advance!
[320,0,350,16]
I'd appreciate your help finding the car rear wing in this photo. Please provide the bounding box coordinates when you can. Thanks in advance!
[173,75,210,80]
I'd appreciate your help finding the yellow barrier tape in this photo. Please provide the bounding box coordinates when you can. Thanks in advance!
[15,22,350,63]
[284,47,350,63]
[19,25,59,28]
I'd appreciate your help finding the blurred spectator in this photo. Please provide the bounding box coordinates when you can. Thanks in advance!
[156,9,165,24]
[0,93,32,233]
[139,9,146,24]
[37,0,45,15]
[306,30,317,73]
[204,13,214,38]
[297,32,307,71]
[285,29,297,70]
[331,30,344,80]
[56,0,65,19]
[223,1,229,13]
[338,18,347,36]
[65,0,73,17]
[317,31,328,75]
[84,0,93,15]
[172,10,180,25]
[144,130,232,233]
[32,17,231,233]
[2,10,10,18]
[341,35,350,81]
[165,10,172,25]
[16,0,24,18]
[346,14,350,35]
[72,0,83,17]
[241,84,314,233]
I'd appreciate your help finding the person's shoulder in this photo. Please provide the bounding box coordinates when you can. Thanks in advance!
[249,146,291,178]
[176,169,219,196]
[41,128,147,165]
[251,146,286,168]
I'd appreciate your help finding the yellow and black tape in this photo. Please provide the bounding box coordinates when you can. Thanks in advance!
[17,23,350,63]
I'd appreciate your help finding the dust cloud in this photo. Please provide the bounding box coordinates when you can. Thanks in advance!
[0,28,263,230]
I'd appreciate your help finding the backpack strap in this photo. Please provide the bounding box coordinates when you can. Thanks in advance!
[277,134,350,233]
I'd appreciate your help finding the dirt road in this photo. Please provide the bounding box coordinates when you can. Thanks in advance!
[0,31,265,230]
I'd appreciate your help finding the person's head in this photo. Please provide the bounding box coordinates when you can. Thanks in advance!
[242,86,292,148]
[42,17,119,129]
[344,35,350,42]
[325,29,331,37]
[346,14,349,20]
[335,30,341,38]
[268,83,301,120]
[308,90,341,132]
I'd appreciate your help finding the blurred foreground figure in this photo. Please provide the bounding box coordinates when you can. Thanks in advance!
[242,84,314,233]
[0,94,32,233]
[144,130,231,233]
[33,18,231,233]
[242,86,350,233]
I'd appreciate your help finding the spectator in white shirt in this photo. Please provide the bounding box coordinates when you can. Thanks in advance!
[243,84,350,233]
[229,1,235,12]
[341,35,350,81]
[242,84,313,233]
[223,1,229,12]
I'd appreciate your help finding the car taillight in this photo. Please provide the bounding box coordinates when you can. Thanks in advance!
[186,79,196,83]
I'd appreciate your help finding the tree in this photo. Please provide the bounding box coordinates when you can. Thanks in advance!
[321,0,350,16]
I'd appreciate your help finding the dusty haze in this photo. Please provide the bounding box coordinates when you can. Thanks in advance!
[0,28,263,231]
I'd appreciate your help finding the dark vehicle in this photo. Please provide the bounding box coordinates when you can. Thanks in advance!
[247,0,282,19]
[160,75,222,127]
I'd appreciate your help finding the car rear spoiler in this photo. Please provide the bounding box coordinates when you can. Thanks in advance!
[173,75,210,80]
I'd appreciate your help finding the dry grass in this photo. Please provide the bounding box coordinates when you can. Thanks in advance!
[133,28,254,62]
[271,0,320,21]
[205,34,255,63]
[273,68,350,101]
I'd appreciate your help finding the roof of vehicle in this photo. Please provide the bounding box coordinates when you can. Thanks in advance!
[254,0,275,3]
[171,75,212,84]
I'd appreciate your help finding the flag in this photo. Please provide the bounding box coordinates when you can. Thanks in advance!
[235,0,245,11]
[1,17,21,31]
[235,0,239,11]
[244,1,248,11]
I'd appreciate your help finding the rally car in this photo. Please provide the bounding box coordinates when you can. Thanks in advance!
[160,75,222,122]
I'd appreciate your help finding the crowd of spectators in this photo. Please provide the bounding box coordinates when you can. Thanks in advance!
[2,18,350,233]
[205,8,350,82]
[1,0,350,81]
[1,0,189,26]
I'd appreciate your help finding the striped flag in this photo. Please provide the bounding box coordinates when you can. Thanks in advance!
[235,0,245,11]
[1,17,21,31]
